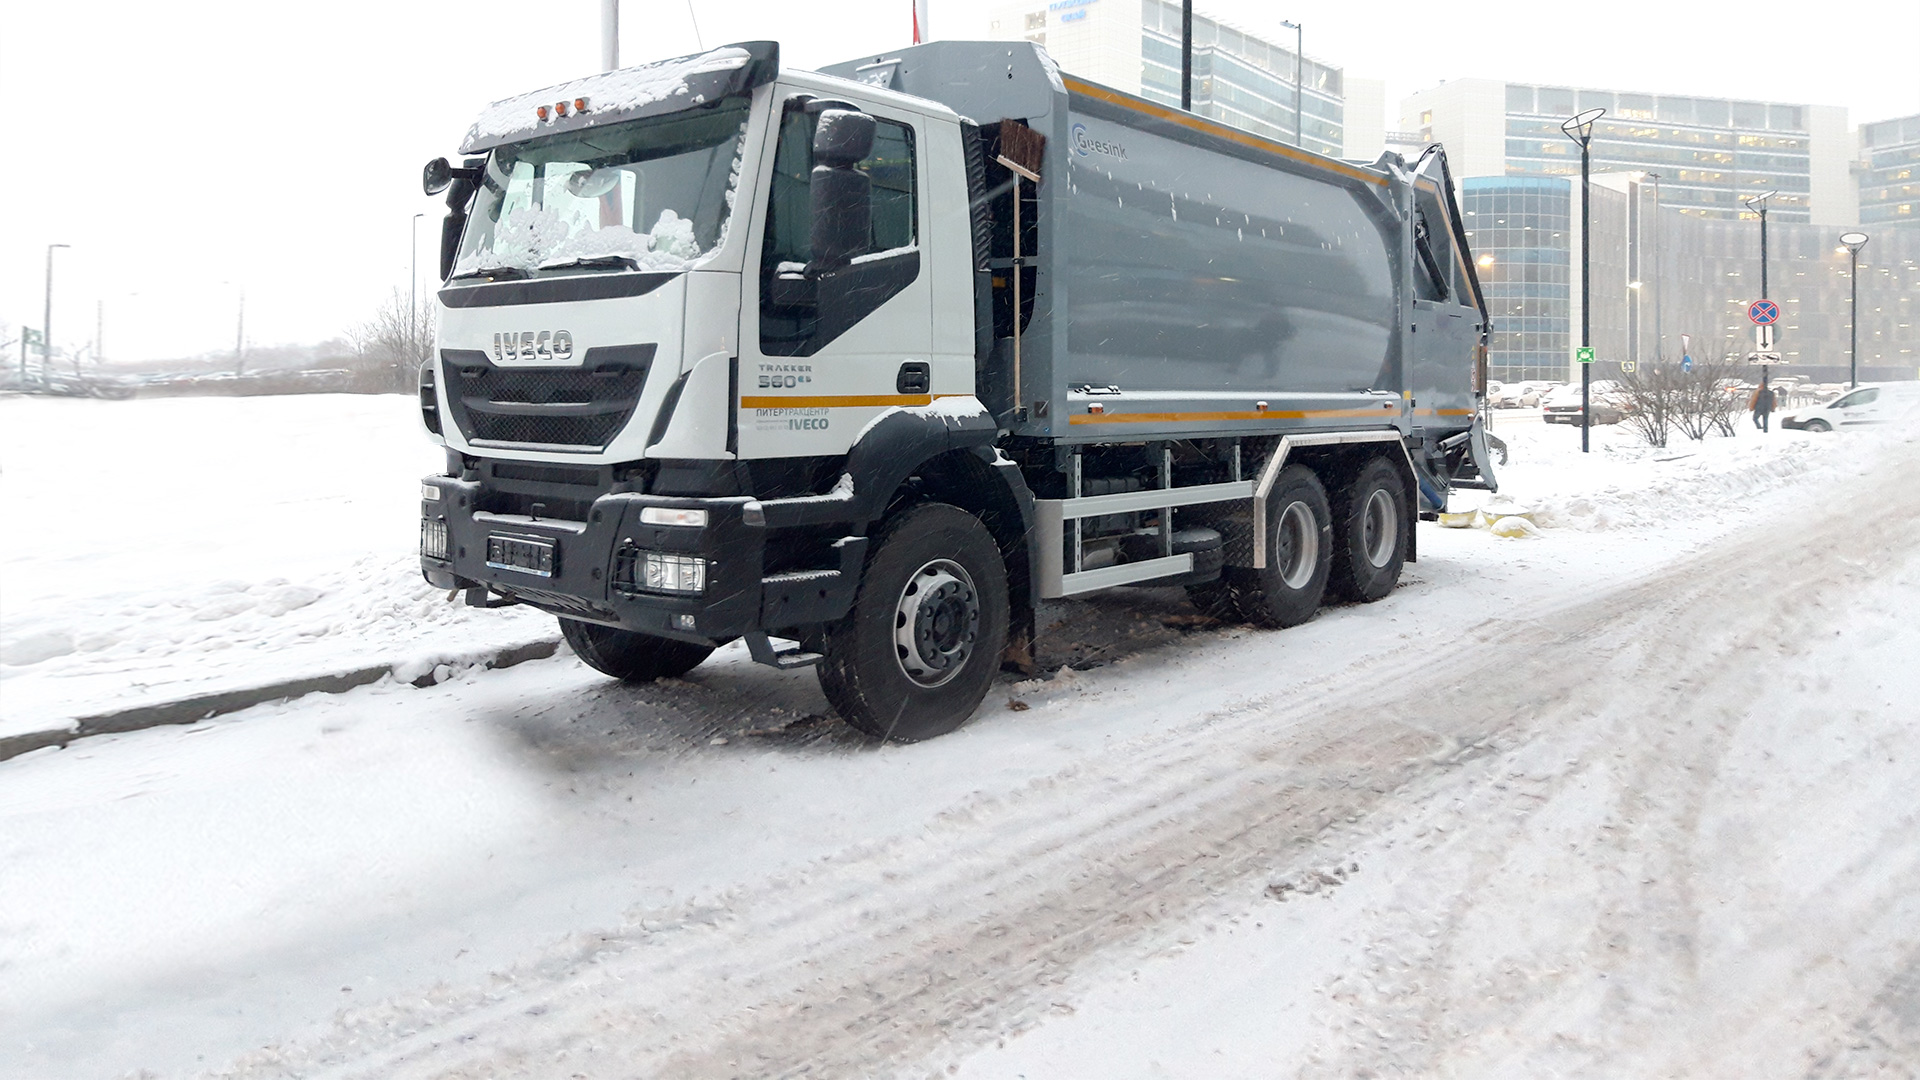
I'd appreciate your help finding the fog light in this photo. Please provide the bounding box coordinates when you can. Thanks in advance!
[642,552,707,594]
[421,517,449,561]
[640,506,708,527]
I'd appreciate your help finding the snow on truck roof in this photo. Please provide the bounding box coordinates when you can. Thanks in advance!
[460,42,780,154]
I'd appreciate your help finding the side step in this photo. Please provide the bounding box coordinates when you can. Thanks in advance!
[744,631,822,670]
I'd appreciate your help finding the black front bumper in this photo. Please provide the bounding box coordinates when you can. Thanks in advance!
[420,477,766,644]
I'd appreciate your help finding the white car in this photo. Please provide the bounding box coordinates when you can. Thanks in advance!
[1779,382,1920,432]
[1542,380,1627,425]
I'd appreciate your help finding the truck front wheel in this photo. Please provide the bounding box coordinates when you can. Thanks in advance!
[560,618,715,682]
[818,503,1009,742]
[1222,464,1332,628]
[1328,456,1409,603]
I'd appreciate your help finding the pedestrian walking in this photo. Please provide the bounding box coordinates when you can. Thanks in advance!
[1750,383,1775,432]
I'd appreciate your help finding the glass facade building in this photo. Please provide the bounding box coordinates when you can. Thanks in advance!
[1460,178,1574,383]
[1859,114,1920,228]
[1137,0,1342,157]
[989,0,1345,158]
[1497,84,1816,221]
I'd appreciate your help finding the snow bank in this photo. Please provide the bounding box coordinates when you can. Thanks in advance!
[1456,417,1894,534]
[0,395,552,732]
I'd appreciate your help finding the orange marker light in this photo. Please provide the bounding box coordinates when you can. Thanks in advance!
[1087,402,1105,414]
[536,105,550,120]
[555,101,570,117]
[574,97,589,111]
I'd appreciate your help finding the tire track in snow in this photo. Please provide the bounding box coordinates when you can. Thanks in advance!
[217,440,1920,1080]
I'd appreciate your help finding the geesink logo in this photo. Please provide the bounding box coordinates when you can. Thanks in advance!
[1071,122,1127,160]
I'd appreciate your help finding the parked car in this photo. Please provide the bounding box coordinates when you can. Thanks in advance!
[1779,382,1920,432]
[1542,380,1628,425]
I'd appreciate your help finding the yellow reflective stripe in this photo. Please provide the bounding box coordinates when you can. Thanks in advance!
[1062,76,1389,189]
[1068,405,1398,425]
[740,394,931,409]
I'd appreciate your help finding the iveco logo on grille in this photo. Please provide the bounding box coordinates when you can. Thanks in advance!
[494,330,574,363]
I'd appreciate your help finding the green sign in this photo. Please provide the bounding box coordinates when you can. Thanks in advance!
[1576,346,1595,364]
[22,328,42,348]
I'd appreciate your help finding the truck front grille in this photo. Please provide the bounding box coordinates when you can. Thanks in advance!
[441,346,655,451]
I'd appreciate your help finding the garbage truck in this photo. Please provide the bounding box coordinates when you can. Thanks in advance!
[416,40,1498,741]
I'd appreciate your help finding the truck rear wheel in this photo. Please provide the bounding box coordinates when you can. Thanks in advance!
[818,503,1009,742]
[1328,456,1409,603]
[1225,464,1332,628]
[560,618,715,682]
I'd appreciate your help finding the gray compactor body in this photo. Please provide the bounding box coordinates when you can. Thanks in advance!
[822,42,1491,466]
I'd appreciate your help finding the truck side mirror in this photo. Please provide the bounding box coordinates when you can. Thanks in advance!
[423,157,452,195]
[438,158,486,281]
[809,110,875,269]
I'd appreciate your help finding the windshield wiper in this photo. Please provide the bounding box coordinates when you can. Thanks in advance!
[449,266,530,282]
[538,255,641,273]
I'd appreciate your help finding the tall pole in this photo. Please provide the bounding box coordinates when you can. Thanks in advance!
[1750,193,1773,398]
[600,0,619,71]
[412,212,425,363]
[1562,109,1601,453]
[1580,139,1591,453]
[1180,0,1192,111]
[1849,247,1858,388]
[1648,172,1662,362]
[1841,231,1869,388]
[234,289,246,375]
[1293,22,1303,148]
[43,243,69,389]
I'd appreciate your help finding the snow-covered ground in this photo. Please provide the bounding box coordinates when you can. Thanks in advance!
[0,394,554,737]
[2,393,1916,1078]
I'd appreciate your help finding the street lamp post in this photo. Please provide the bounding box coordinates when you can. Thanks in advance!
[1180,0,1193,111]
[1840,231,1869,388]
[600,0,619,71]
[1280,20,1302,148]
[1561,107,1604,453]
[1645,171,1662,362]
[43,243,69,388]
[412,212,426,363]
[1745,190,1778,402]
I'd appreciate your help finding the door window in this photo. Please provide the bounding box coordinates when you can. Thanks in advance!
[759,100,920,356]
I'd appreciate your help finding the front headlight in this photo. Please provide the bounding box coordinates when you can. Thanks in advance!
[420,517,449,561]
[641,552,707,594]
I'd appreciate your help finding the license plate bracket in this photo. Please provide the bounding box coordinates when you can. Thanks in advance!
[487,534,557,578]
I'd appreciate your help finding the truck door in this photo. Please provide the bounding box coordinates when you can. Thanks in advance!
[1405,161,1484,427]
[736,94,934,460]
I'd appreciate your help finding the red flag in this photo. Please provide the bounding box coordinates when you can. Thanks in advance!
[912,0,928,43]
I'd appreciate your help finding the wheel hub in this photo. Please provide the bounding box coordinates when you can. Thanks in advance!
[1277,500,1319,590]
[893,559,979,688]
[1362,487,1399,568]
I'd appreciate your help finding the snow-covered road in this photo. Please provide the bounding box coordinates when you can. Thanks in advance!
[2,395,1916,1078]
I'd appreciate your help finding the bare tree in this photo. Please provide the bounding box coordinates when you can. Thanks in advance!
[1616,363,1683,447]
[1616,330,1751,446]
[349,288,436,391]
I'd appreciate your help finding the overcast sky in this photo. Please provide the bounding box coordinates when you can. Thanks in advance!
[2,0,1914,364]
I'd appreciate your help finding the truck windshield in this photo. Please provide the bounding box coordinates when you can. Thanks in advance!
[453,97,750,279]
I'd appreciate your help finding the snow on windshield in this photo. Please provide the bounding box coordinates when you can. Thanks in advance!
[464,46,754,149]
[453,103,749,279]
[455,208,705,276]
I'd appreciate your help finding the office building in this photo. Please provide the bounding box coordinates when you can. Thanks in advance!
[1403,80,1855,226]
[1858,114,1920,228]
[1463,171,1918,383]
[987,0,1351,158]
